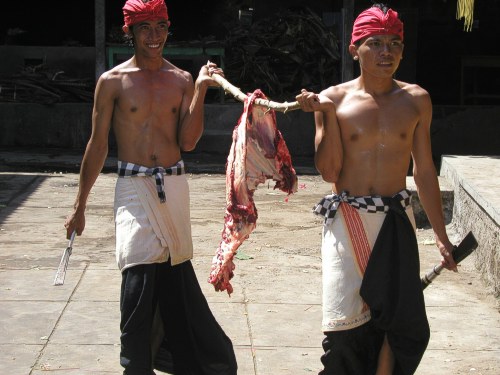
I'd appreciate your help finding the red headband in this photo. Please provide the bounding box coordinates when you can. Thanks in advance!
[123,0,170,27]
[351,7,403,45]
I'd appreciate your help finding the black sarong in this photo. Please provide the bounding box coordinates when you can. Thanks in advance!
[360,197,430,375]
[120,259,237,375]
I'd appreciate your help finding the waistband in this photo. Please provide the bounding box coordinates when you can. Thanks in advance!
[313,189,411,225]
[117,160,185,203]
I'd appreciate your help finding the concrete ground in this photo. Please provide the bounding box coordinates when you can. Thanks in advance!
[0,150,499,375]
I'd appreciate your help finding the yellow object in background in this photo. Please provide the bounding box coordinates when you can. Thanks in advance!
[456,0,475,31]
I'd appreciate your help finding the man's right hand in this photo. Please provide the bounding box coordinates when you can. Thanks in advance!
[64,209,85,239]
[437,238,458,272]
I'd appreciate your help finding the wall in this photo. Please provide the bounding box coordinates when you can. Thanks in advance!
[440,156,500,297]
[0,103,498,161]
[0,46,95,78]
[431,106,500,170]
[0,103,93,148]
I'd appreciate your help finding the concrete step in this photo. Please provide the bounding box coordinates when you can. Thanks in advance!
[406,176,454,228]
[440,155,500,297]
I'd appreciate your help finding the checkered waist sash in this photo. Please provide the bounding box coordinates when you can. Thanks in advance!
[313,189,412,225]
[117,160,186,203]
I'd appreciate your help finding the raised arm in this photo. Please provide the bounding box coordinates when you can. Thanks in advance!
[296,89,343,183]
[411,88,457,271]
[177,62,223,151]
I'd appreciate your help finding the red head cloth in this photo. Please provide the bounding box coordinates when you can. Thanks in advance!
[350,6,403,45]
[123,0,170,27]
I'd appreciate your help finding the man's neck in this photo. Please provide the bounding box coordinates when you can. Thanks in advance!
[357,76,397,96]
[132,54,165,71]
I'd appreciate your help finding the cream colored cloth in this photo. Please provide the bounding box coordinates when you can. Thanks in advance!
[321,203,415,332]
[114,174,193,272]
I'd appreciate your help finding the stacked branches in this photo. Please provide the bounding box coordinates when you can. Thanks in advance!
[223,7,340,101]
[0,66,94,104]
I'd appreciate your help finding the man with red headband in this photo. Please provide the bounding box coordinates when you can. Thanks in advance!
[64,0,237,374]
[296,3,456,375]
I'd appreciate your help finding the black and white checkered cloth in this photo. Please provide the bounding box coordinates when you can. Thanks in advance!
[313,189,411,225]
[117,160,185,203]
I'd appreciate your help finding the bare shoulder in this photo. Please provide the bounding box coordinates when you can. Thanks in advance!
[98,58,135,84]
[320,80,355,104]
[396,80,431,103]
[94,64,132,98]
[163,59,193,84]
[393,81,432,118]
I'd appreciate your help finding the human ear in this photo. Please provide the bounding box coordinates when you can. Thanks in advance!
[348,44,359,61]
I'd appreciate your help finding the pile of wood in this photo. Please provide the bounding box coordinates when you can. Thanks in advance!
[0,7,339,105]
[0,65,94,104]
[223,6,340,101]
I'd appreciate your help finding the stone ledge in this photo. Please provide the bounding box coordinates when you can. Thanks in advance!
[406,176,454,228]
[440,155,500,297]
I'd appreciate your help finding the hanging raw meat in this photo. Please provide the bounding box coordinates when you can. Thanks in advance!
[208,89,298,295]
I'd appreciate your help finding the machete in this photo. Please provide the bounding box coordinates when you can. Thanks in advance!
[53,231,76,286]
[421,231,478,290]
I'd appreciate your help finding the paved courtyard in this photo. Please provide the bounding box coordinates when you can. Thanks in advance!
[0,168,499,374]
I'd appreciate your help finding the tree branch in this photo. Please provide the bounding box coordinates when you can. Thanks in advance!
[212,73,301,113]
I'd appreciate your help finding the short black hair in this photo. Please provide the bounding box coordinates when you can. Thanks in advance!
[371,2,390,15]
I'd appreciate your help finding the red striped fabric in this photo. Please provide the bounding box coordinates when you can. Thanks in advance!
[340,202,371,275]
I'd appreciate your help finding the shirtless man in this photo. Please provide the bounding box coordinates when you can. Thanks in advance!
[296,4,457,375]
[64,1,237,374]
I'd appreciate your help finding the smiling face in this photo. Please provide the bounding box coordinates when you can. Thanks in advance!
[123,19,169,56]
[350,34,404,78]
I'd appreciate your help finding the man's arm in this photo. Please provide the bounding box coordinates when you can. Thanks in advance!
[314,102,343,183]
[296,89,343,182]
[411,89,457,271]
[64,74,114,238]
[177,62,222,151]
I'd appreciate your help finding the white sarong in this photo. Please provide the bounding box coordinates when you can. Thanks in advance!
[321,199,415,332]
[114,174,193,271]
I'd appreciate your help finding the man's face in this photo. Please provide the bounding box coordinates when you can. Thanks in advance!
[128,19,169,52]
[352,34,404,78]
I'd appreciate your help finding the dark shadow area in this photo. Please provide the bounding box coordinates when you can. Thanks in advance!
[0,147,319,176]
[0,173,50,226]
